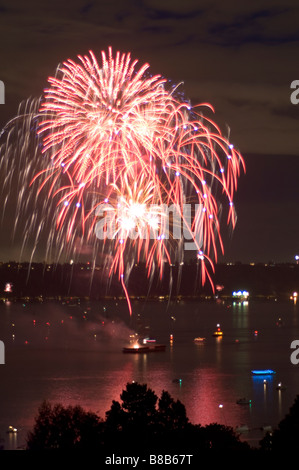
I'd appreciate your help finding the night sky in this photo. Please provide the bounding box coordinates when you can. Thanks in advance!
[1,0,299,264]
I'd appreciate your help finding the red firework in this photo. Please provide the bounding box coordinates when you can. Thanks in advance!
[33,47,245,314]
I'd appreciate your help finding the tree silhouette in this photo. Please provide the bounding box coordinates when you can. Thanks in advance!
[27,400,103,450]
[120,381,158,429]
[158,390,189,431]
[104,382,159,450]
[198,423,250,452]
[260,394,299,452]
[26,382,251,453]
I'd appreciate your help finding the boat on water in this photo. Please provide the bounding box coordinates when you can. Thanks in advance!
[194,337,206,343]
[142,337,157,344]
[123,337,166,353]
[212,324,223,337]
[123,343,166,353]
[123,344,150,354]
[236,397,252,405]
[251,369,276,375]
[276,382,286,390]
[213,331,223,337]
[276,317,284,327]
[7,425,17,433]
[142,337,166,351]
[172,378,182,384]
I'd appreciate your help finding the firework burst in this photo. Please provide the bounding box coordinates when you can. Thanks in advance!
[0,47,245,314]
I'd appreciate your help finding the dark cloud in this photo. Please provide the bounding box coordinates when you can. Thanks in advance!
[208,7,298,46]
[146,7,205,21]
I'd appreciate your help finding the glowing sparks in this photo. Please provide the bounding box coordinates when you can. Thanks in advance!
[0,47,245,315]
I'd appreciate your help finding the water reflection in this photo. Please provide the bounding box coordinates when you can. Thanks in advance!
[232,301,249,330]
[6,430,18,451]
[1,299,299,450]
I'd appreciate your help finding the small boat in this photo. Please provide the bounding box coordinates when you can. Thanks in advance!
[213,331,223,337]
[7,425,17,433]
[142,337,156,344]
[212,323,223,337]
[194,337,206,343]
[276,382,286,391]
[122,344,150,353]
[236,397,252,405]
[142,337,166,352]
[123,339,166,354]
[251,369,276,375]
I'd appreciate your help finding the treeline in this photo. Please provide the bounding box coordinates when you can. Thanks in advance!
[26,381,251,457]
[25,381,299,457]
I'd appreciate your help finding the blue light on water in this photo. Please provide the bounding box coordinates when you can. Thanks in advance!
[251,370,276,375]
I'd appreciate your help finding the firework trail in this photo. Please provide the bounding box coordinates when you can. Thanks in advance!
[0,47,245,314]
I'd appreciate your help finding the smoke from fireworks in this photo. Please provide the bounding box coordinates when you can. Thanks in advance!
[0,47,245,314]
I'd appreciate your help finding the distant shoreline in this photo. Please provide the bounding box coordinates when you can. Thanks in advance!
[1,261,298,301]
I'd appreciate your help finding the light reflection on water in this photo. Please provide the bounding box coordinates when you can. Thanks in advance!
[1,298,299,449]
